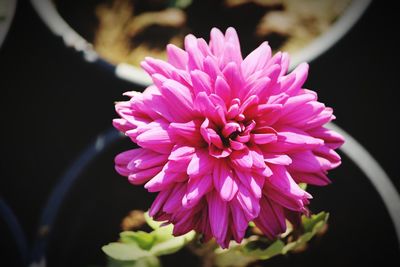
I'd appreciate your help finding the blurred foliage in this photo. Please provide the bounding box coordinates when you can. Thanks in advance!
[102,211,328,267]
[102,212,195,267]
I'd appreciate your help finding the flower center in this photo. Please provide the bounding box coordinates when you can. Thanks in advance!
[201,117,256,158]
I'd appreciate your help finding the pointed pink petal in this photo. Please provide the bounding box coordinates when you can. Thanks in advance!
[231,148,253,169]
[281,92,316,116]
[252,133,278,145]
[209,28,225,56]
[291,171,331,186]
[241,42,271,78]
[191,70,212,95]
[187,149,215,178]
[169,120,204,145]
[303,107,334,129]
[222,62,244,99]
[207,191,229,243]
[263,153,292,165]
[141,57,175,78]
[220,42,242,69]
[144,162,188,192]
[168,145,195,162]
[235,170,264,199]
[115,149,143,166]
[197,38,212,57]
[162,183,187,213]
[166,44,188,69]
[249,146,266,169]
[230,199,249,243]
[308,127,345,149]
[313,145,341,166]
[236,185,260,219]
[160,79,194,121]
[230,139,246,150]
[209,93,228,112]
[136,121,174,154]
[263,186,306,211]
[265,126,323,152]
[215,76,232,105]
[149,188,172,217]
[203,56,221,81]
[213,161,238,201]
[127,165,164,185]
[242,77,271,101]
[183,174,213,208]
[279,52,290,76]
[267,165,312,199]
[254,197,286,239]
[277,101,325,126]
[194,92,225,126]
[288,150,328,173]
[284,63,308,95]
[225,27,241,52]
[129,152,168,170]
[185,34,204,70]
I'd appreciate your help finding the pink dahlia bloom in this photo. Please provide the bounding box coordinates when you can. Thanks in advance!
[113,27,344,248]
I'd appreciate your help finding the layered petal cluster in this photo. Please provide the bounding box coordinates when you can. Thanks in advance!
[113,27,344,248]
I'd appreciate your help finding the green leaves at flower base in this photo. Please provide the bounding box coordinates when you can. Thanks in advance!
[102,212,195,267]
[102,243,153,261]
[214,212,329,267]
[107,256,161,267]
[103,211,329,267]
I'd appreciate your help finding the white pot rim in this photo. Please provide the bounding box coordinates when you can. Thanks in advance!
[0,0,18,48]
[31,0,372,86]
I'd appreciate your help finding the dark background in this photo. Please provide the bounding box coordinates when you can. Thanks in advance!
[1,0,399,266]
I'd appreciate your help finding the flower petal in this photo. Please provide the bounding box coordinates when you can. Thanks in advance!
[191,70,212,95]
[236,185,260,219]
[183,174,213,208]
[136,120,174,154]
[127,166,163,185]
[231,148,253,169]
[213,161,238,201]
[166,44,188,69]
[187,149,215,178]
[169,120,204,145]
[207,191,229,244]
[254,197,286,239]
[267,165,312,199]
[241,42,271,78]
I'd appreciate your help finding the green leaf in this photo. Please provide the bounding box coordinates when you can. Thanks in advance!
[244,239,285,260]
[215,211,330,265]
[168,0,193,9]
[282,212,329,254]
[150,231,196,256]
[214,248,255,267]
[299,183,308,190]
[151,225,175,243]
[302,212,329,233]
[104,211,196,262]
[144,212,165,230]
[120,231,156,250]
[108,256,161,267]
[102,243,152,261]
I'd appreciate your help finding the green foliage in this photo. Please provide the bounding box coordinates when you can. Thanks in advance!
[103,211,329,267]
[168,0,193,9]
[103,212,195,267]
[120,231,156,250]
[102,243,152,261]
[214,212,329,267]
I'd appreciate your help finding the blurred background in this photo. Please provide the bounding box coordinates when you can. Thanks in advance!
[1,0,399,266]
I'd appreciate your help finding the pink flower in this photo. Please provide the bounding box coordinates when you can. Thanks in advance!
[113,27,344,248]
